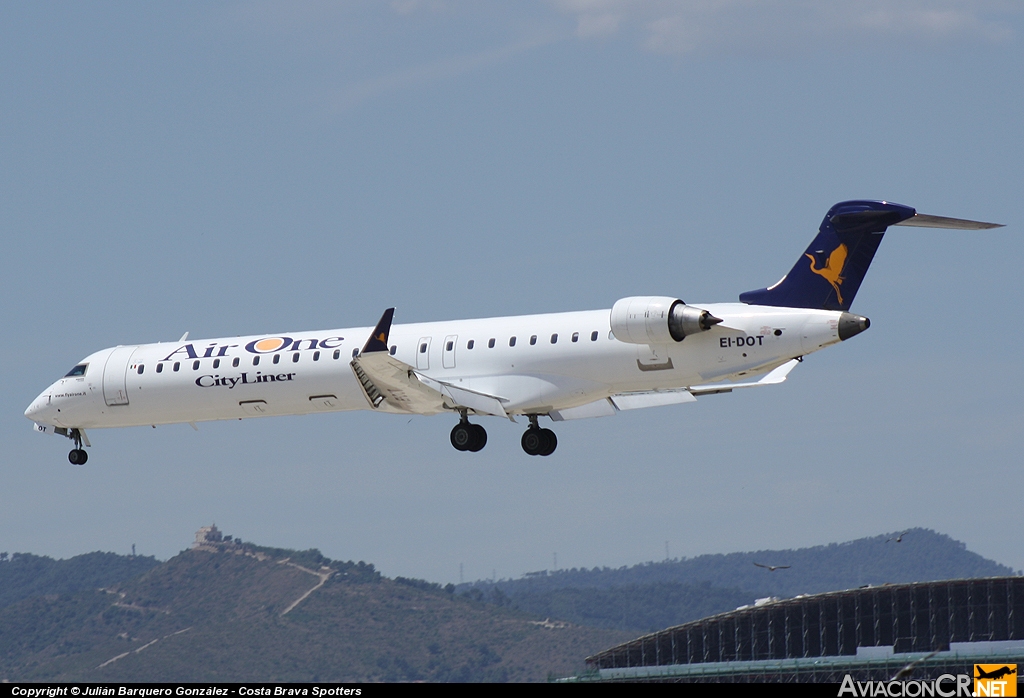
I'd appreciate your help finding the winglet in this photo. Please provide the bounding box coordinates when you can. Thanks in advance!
[360,308,395,354]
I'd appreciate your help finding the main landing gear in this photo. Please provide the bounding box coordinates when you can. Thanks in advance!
[448,414,558,456]
[67,428,88,466]
[450,415,487,452]
[521,416,556,457]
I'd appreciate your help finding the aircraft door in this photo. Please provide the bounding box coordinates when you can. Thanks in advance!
[102,346,138,406]
[416,337,431,370]
[442,335,458,369]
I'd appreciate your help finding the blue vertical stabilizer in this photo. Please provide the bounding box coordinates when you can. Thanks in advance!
[739,200,916,311]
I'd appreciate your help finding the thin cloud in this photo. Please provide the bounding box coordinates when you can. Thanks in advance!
[332,31,557,112]
[550,0,1018,55]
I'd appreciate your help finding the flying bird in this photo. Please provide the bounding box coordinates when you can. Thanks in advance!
[889,650,939,681]
[753,563,791,572]
[886,531,908,544]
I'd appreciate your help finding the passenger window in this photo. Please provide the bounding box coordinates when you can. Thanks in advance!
[419,343,427,354]
[213,359,220,369]
[137,365,144,375]
[389,345,397,356]
[273,354,280,365]
[313,351,320,361]
[591,331,599,341]
[333,349,340,360]
[156,363,163,374]
[509,337,516,347]
[233,357,240,367]
[253,356,260,366]
[173,362,180,372]
[530,335,537,345]
[572,332,579,342]
[192,360,200,370]
[467,340,475,350]
[488,338,495,348]
[352,348,359,358]
[446,341,453,351]
[64,364,88,377]
[551,334,558,344]
[292,352,299,363]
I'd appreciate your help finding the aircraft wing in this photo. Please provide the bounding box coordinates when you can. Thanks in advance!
[350,309,509,418]
[688,358,799,395]
[550,360,800,420]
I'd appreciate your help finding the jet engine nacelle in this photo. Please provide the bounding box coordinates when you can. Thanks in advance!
[609,296,722,345]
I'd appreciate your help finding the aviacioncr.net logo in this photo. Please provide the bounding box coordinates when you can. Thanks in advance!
[839,674,972,697]
[975,664,1017,697]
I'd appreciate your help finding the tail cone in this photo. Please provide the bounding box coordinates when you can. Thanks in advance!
[838,313,870,341]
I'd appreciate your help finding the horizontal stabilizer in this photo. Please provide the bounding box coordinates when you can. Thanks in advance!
[893,213,1003,230]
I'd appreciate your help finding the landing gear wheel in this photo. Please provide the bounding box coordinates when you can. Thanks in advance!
[451,423,473,451]
[467,424,487,452]
[522,427,557,456]
[68,449,88,465]
[538,428,557,456]
[451,421,487,452]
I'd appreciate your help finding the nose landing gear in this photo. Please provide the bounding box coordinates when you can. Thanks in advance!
[67,428,88,465]
[521,416,557,456]
[450,415,487,452]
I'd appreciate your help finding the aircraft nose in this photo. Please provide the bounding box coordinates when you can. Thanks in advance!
[25,392,53,422]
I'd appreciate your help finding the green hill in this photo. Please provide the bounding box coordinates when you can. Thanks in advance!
[0,540,629,682]
[0,551,160,609]
[2,527,1013,680]
[465,580,754,634]
[461,528,1017,633]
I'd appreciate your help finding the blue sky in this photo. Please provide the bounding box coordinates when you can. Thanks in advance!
[2,1,1022,583]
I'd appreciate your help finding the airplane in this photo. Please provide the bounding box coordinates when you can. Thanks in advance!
[25,200,1002,464]
[975,666,1017,681]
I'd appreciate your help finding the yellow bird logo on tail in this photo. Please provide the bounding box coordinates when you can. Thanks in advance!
[806,244,848,305]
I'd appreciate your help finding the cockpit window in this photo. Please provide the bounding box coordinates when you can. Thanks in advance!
[65,364,88,377]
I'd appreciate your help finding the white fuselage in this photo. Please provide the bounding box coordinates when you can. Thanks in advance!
[25,303,844,432]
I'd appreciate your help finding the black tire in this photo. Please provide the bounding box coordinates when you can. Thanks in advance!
[450,423,472,451]
[521,428,543,456]
[69,449,87,465]
[468,424,487,452]
[538,429,557,456]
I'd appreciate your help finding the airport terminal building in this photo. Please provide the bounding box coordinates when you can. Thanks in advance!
[567,577,1024,683]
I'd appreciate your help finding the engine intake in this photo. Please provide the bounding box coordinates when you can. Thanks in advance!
[610,296,722,345]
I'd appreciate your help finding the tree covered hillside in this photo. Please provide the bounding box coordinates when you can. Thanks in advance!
[0,541,629,683]
[459,529,1018,633]
[0,551,159,609]
[474,529,1015,599]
